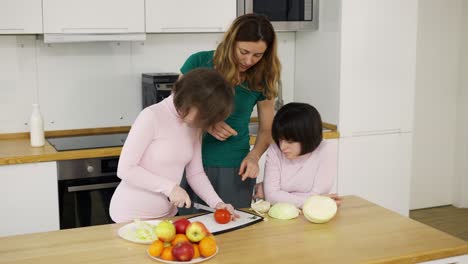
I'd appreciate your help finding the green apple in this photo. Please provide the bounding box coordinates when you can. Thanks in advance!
[185,221,209,242]
[155,220,176,242]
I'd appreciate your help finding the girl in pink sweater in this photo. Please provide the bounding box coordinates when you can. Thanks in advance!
[257,103,342,208]
[110,69,237,223]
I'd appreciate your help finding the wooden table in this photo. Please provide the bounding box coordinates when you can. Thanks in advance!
[0,196,467,264]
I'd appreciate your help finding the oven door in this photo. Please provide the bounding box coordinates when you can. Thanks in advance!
[58,175,120,229]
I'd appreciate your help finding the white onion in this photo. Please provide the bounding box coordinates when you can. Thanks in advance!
[251,199,271,213]
[302,196,337,223]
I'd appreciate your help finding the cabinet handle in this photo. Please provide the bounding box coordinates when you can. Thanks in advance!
[160,27,223,32]
[0,28,25,31]
[67,182,120,192]
[61,28,129,33]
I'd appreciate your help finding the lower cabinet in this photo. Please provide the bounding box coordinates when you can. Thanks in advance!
[0,161,59,237]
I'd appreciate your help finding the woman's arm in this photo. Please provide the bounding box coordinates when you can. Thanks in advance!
[239,98,275,180]
[117,108,177,196]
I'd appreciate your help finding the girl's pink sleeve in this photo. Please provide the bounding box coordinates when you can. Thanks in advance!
[310,141,337,195]
[185,136,222,208]
[117,108,176,196]
[264,145,308,208]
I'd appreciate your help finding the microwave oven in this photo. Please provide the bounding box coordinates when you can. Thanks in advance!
[237,0,319,31]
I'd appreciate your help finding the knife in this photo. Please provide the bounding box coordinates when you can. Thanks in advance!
[193,202,216,213]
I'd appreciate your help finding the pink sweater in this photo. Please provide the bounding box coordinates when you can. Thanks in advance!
[109,95,222,223]
[263,141,337,208]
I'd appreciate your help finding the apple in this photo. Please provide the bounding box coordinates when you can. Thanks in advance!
[185,221,210,242]
[155,220,176,242]
[172,241,195,261]
[173,218,191,234]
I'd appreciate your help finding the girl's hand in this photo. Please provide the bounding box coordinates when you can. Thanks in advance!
[326,193,343,207]
[215,202,240,219]
[253,183,265,200]
[239,154,259,181]
[207,121,238,141]
[169,185,191,208]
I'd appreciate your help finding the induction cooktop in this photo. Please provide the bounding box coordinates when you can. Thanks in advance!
[47,133,128,151]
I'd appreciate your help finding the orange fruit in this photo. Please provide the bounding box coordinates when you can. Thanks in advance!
[192,243,200,259]
[199,236,217,257]
[171,234,190,246]
[160,246,175,261]
[148,240,164,257]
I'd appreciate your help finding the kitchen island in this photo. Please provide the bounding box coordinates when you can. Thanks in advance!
[0,196,467,264]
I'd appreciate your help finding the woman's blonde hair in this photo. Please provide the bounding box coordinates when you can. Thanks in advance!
[213,14,281,100]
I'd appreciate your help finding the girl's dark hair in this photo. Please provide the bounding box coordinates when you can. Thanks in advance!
[272,103,323,155]
[173,68,233,131]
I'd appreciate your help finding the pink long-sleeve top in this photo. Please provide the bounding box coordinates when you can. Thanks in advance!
[109,95,222,223]
[263,140,337,208]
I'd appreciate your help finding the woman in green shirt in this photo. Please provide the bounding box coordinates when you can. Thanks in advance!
[179,14,281,210]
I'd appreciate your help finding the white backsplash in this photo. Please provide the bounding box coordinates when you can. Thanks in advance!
[0,33,295,133]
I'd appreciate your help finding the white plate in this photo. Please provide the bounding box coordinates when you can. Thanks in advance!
[147,246,218,263]
[117,219,162,244]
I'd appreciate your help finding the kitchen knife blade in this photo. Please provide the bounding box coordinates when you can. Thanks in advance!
[193,202,215,213]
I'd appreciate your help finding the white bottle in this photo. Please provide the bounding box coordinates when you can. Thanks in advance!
[30,104,45,147]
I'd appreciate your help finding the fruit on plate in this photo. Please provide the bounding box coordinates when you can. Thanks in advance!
[192,243,200,259]
[155,220,176,242]
[199,236,217,257]
[302,195,338,223]
[214,209,231,224]
[148,240,164,257]
[172,241,195,261]
[173,218,191,234]
[185,221,209,242]
[160,246,175,261]
[171,234,190,246]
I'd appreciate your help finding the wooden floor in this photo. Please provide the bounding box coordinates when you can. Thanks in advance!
[410,205,468,242]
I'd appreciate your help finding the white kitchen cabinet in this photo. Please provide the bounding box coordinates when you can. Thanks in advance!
[145,0,236,33]
[338,0,418,137]
[0,0,42,34]
[337,133,412,216]
[0,162,59,237]
[43,0,145,34]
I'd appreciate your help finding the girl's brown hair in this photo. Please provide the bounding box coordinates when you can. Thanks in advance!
[173,68,233,131]
[213,13,281,99]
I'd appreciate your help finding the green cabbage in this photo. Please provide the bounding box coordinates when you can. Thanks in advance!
[133,219,157,241]
[268,203,300,220]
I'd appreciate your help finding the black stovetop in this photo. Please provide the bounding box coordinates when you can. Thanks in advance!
[47,133,128,151]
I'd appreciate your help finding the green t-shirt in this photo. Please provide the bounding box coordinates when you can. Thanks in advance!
[180,50,266,167]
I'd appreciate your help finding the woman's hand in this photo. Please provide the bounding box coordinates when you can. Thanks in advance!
[169,185,191,208]
[239,154,259,181]
[207,121,238,141]
[253,183,265,200]
[215,202,240,219]
[326,193,343,207]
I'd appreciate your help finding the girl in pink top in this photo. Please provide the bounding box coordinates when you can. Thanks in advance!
[256,103,342,208]
[110,69,237,223]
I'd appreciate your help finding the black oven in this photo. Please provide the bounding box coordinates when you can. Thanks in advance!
[57,157,121,229]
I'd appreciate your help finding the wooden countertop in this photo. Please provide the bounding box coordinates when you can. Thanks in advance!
[0,196,466,264]
[0,124,339,165]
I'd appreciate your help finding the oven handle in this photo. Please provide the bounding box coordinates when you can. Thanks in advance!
[67,182,120,192]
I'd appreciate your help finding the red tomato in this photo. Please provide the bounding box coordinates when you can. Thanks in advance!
[214,209,231,224]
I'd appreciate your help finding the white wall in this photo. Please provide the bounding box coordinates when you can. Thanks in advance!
[410,0,461,209]
[0,32,295,133]
[294,0,341,125]
[453,1,468,208]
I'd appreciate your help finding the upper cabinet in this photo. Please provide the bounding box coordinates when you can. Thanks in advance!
[0,0,43,34]
[145,0,236,33]
[43,0,145,34]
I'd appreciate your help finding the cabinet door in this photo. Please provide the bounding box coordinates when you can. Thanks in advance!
[0,0,42,34]
[43,0,145,34]
[338,0,418,136]
[146,0,236,32]
[0,162,59,237]
[337,133,412,216]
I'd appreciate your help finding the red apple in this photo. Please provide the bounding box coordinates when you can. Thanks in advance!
[173,218,191,234]
[172,241,194,261]
[155,220,176,242]
[185,221,209,242]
